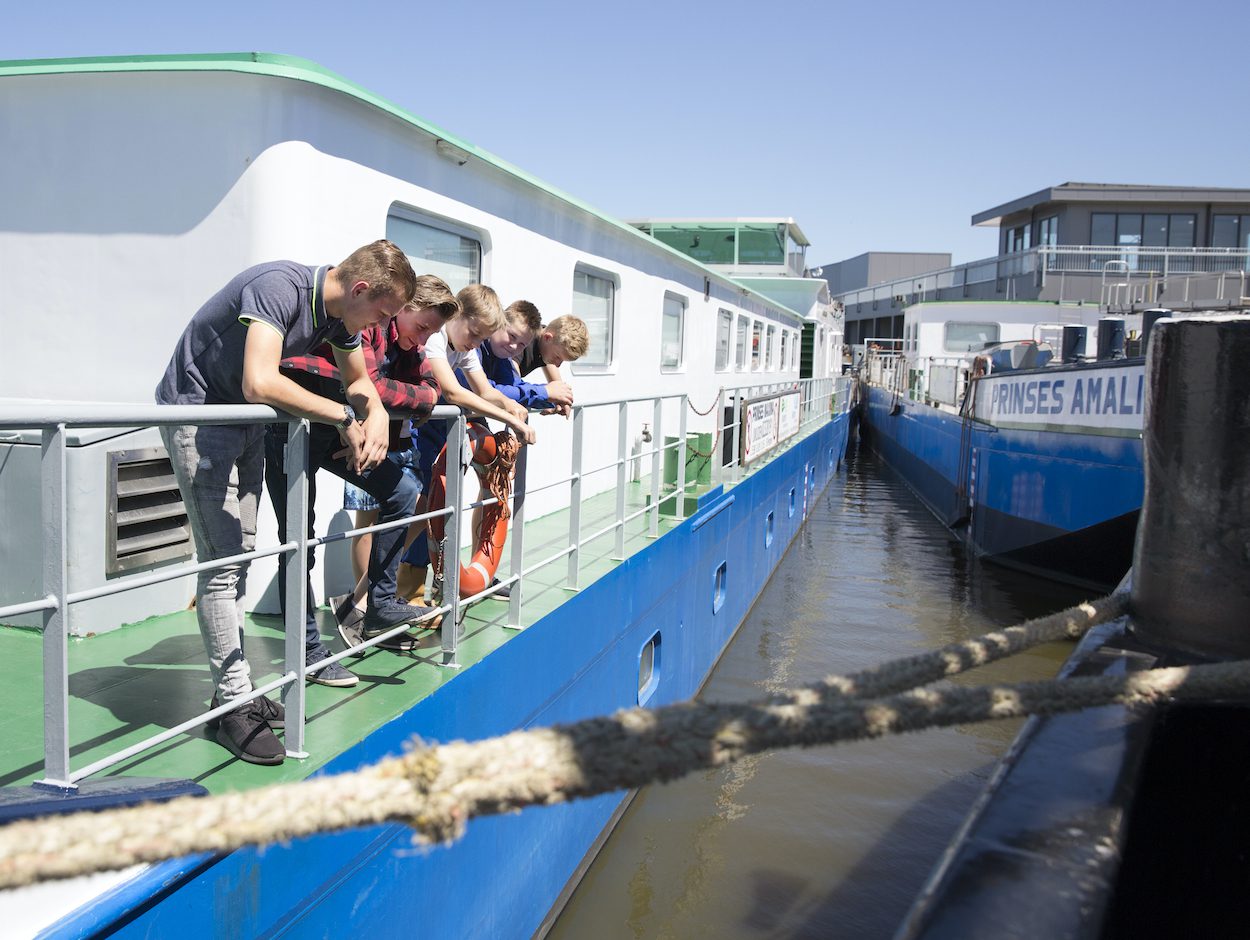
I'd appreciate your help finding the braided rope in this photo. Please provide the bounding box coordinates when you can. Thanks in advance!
[9,592,1241,892]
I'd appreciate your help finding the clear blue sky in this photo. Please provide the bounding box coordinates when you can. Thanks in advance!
[4,0,1246,265]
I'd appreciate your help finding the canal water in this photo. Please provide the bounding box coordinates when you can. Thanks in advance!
[551,440,1090,939]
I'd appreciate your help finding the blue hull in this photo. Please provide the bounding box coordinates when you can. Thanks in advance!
[861,386,1141,589]
[49,415,852,940]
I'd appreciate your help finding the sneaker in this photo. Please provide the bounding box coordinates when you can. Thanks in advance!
[361,600,424,652]
[207,692,284,730]
[489,577,512,600]
[215,700,285,766]
[306,645,359,687]
[330,593,366,652]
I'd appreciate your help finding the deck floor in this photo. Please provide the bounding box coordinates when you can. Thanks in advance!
[0,476,698,794]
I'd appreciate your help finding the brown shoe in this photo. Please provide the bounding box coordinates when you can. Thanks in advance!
[397,563,427,605]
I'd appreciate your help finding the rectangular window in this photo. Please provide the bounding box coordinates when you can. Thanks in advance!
[944,321,1000,353]
[1143,214,1169,248]
[1091,213,1116,246]
[1117,214,1143,248]
[735,315,749,370]
[386,207,481,292]
[660,293,685,370]
[779,330,789,372]
[738,224,787,265]
[751,321,763,370]
[1213,215,1240,248]
[766,325,777,370]
[791,331,799,369]
[572,267,615,367]
[1037,216,1059,247]
[715,309,733,371]
[1168,214,1196,248]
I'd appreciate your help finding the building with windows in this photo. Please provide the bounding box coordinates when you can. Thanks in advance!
[831,183,1250,340]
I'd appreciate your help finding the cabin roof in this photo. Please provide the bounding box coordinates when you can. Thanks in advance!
[972,182,1250,227]
[0,52,809,325]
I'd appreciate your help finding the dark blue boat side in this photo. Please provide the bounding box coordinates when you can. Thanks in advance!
[859,361,1143,591]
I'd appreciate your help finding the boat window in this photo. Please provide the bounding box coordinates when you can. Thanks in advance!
[751,321,763,370]
[385,206,481,292]
[735,315,750,370]
[766,325,777,370]
[715,310,733,371]
[791,331,800,370]
[661,293,685,371]
[649,225,736,265]
[779,330,789,372]
[944,322,1000,352]
[571,266,615,367]
[738,223,786,265]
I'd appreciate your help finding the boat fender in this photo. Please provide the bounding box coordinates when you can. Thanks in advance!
[428,424,516,599]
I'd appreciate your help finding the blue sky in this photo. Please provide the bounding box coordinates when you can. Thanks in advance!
[4,0,1246,265]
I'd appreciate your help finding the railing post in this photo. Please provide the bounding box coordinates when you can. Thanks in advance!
[711,388,724,489]
[36,423,72,791]
[283,417,310,758]
[505,443,527,630]
[566,405,584,589]
[441,414,465,666]
[614,401,627,560]
[649,397,663,537]
[730,392,743,483]
[676,395,689,521]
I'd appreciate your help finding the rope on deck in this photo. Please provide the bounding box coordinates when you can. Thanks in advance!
[6,592,1249,890]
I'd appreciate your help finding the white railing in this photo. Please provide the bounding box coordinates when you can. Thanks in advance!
[836,245,1250,309]
[0,378,846,790]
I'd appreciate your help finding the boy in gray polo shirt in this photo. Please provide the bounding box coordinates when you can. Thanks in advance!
[156,239,418,765]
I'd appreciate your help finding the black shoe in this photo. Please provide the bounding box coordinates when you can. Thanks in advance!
[361,601,423,652]
[489,577,512,600]
[306,645,359,687]
[330,593,366,653]
[215,700,285,766]
[207,692,284,730]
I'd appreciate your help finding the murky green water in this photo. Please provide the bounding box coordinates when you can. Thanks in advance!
[551,440,1089,939]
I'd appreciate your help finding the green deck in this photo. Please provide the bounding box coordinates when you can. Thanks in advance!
[0,478,700,794]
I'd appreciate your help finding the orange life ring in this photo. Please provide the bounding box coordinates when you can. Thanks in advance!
[428,423,511,599]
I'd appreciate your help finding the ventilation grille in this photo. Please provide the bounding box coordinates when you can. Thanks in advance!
[106,447,193,575]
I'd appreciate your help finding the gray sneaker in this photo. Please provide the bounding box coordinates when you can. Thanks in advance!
[330,593,366,653]
[306,645,359,687]
[208,692,284,730]
[361,601,423,652]
[216,700,285,766]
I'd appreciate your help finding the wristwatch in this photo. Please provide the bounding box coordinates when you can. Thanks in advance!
[336,403,357,430]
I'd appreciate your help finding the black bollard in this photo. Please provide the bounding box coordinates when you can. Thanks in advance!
[1131,316,1250,658]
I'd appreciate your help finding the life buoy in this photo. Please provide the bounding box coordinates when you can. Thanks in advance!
[428,423,515,599]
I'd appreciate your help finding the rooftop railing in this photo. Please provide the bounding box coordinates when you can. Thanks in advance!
[0,377,848,792]
[836,246,1250,310]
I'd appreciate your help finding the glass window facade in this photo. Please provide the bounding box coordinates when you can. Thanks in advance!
[660,294,685,370]
[944,321,1000,352]
[738,224,787,265]
[1037,216,1059,247]
[715,310,733,371]
[1090,212,1196,249]
[386,210,481,292]
[572,268,614,367]
[650,226,737,265]
[1212,215,1250,249]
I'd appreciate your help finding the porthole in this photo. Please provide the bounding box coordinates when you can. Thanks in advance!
[765,511,775,548]
[789,487,797,517]
[713,561,727,614]
[638,631,662,705]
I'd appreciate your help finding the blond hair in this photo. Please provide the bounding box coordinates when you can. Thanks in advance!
[504,300,542,333]
[410,274,459,319]
[455,283,506,332]
[334,240,417,302]
[545,315,589,359]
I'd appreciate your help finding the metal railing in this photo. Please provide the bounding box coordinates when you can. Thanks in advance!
[0,379,846,791]
[836,245,1250,311]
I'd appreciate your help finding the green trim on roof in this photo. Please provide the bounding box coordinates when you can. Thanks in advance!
[0,52,803,322]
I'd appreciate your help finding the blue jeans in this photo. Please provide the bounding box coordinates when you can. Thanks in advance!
[162,423,264,701]
[264,422,420,635]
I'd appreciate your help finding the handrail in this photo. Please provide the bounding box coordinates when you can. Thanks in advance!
[0,379,845,789]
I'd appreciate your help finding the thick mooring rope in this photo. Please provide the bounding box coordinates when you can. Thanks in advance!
[5,593,1248,891]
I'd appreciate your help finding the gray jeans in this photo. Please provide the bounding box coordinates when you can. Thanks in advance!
[162,423,264,701]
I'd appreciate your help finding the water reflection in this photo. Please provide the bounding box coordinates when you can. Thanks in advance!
[552,442,1089,940]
